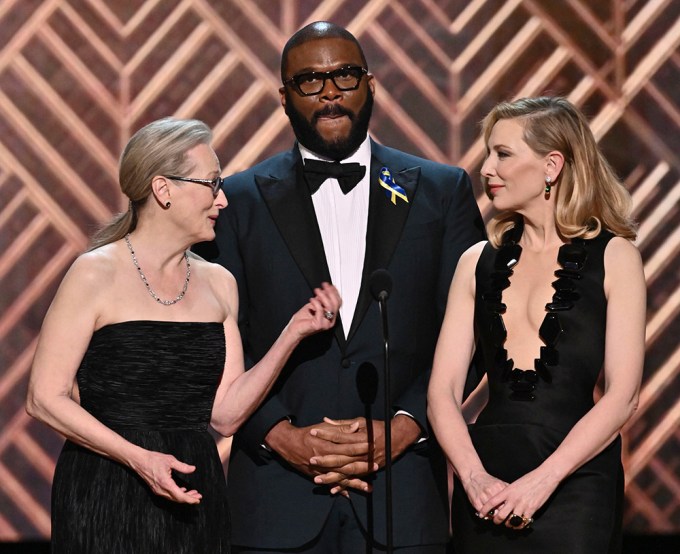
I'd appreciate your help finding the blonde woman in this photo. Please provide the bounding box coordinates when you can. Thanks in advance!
[27,118,340,553]
[428,97,645,553]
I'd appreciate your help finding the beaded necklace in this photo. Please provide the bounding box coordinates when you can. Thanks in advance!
[124,234,191,306]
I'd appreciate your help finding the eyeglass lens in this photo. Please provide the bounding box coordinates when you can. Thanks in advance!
[293,67,364,95]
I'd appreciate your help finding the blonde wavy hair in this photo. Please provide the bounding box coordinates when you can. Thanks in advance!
[88,117,212,251]
[482,97,637,247]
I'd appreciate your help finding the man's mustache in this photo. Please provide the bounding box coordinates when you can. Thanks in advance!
[313,105,354,121]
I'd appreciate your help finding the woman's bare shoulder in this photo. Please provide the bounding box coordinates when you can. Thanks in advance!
[457,240,488,273]
[603,236,643,271]
[188,252,236,287]
[65,243,121,289]
[187,253,238,315]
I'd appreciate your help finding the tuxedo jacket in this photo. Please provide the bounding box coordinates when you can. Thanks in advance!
[208,140,485,549]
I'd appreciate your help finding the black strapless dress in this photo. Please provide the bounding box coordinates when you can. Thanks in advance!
[451,228,623,553]
[51,321,230,553]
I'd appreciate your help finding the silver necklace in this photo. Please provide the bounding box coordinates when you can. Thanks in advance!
[124,233,191,305]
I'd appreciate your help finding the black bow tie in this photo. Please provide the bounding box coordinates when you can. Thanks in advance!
[303,159,367,194]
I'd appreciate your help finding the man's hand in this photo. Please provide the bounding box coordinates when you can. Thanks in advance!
[308,415,422,492]
[264,419,372,493]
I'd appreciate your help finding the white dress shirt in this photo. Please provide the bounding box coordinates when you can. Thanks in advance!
[298,136,423,437]
[299,136,372,337]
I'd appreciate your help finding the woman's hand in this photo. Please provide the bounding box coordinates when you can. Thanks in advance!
[479,467,561,530]
[462,469,509,518]
[129,450,203,504]
[287,282,342,340]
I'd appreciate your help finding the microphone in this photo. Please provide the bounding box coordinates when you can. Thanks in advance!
[370,269,392,343]
[369,269,394,554]
[370,269,393,302]
[356,362,378,499]
[356,362,379,406]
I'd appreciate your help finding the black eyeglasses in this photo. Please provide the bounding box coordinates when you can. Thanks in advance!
[164,175,224,197]
[283,66,368,96]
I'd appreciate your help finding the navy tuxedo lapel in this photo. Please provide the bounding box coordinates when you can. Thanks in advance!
[255,156,347,349]
[347,148,420,342]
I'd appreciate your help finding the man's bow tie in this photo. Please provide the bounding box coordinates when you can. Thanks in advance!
[303,159,366,194]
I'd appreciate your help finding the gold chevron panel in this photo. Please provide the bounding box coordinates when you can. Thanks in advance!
[1,0,678,539]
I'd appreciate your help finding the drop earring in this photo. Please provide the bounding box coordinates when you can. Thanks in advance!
[544,176,552,198]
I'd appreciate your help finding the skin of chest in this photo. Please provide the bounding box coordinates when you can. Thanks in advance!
[501,246,562,368]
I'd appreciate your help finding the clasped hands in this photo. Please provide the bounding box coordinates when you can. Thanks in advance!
[266,414,421,495]
[464,467,560,531]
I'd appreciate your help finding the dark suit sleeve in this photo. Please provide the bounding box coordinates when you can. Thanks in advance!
[210,205,292,453]
[435,169,486,319]
[393,167,485,431]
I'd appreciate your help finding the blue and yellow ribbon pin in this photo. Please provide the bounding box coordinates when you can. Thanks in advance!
[379,167,409,205]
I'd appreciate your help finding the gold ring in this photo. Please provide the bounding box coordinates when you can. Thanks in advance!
[508,514,524,528]
[508,513,533,528]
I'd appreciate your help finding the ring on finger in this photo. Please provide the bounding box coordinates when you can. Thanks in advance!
[508,513,533,529]
[323,310,335,320]
[475,508,495,521]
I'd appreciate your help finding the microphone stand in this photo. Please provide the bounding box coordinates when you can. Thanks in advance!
[377,291,393,554]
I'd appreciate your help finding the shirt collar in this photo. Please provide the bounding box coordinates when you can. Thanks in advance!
[298,135,371,166]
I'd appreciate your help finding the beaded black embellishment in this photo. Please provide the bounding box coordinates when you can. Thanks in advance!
[481,222,587,401]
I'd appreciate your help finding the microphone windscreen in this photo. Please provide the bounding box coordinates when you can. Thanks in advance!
[369,269,393,301]
[356,362,379,405]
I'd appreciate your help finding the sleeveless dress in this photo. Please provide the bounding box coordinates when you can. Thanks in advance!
[51,321,230,553]
[451,225,623,553]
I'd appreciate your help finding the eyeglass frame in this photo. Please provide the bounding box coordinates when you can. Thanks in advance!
[282,65,369,97]
[164,175,224,198]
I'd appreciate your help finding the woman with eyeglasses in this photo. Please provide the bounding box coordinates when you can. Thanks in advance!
[26,117,340,553]
[427,97,645,553]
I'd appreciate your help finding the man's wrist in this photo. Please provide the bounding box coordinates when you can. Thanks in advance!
[263,417,293,452]
[393,411,427,442]
[391,413,424,453]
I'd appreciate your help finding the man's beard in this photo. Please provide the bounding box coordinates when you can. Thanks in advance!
[285,89,374,161]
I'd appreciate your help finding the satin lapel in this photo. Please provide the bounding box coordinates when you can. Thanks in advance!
[346,156,420,342]
[255,159,347,349]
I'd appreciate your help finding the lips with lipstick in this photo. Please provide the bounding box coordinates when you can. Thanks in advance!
[487,183,504,195]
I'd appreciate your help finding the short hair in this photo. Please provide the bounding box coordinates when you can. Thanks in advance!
[280,21,368,80]
[481,96,637,245]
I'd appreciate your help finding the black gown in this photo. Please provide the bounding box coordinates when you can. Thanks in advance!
[452,226,623,553]
[51,321,230,553]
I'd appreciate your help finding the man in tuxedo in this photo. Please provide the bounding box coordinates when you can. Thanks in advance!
[209,21,485,553]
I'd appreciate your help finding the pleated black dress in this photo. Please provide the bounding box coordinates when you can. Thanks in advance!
[452,226,623,554]
[51,321,230,553]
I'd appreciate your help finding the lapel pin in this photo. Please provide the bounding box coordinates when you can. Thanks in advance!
[379,167,409,205]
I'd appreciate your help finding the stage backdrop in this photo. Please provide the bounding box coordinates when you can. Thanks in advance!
[0,0,678,540]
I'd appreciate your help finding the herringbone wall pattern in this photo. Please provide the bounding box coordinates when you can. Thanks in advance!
[0,0,678,539]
